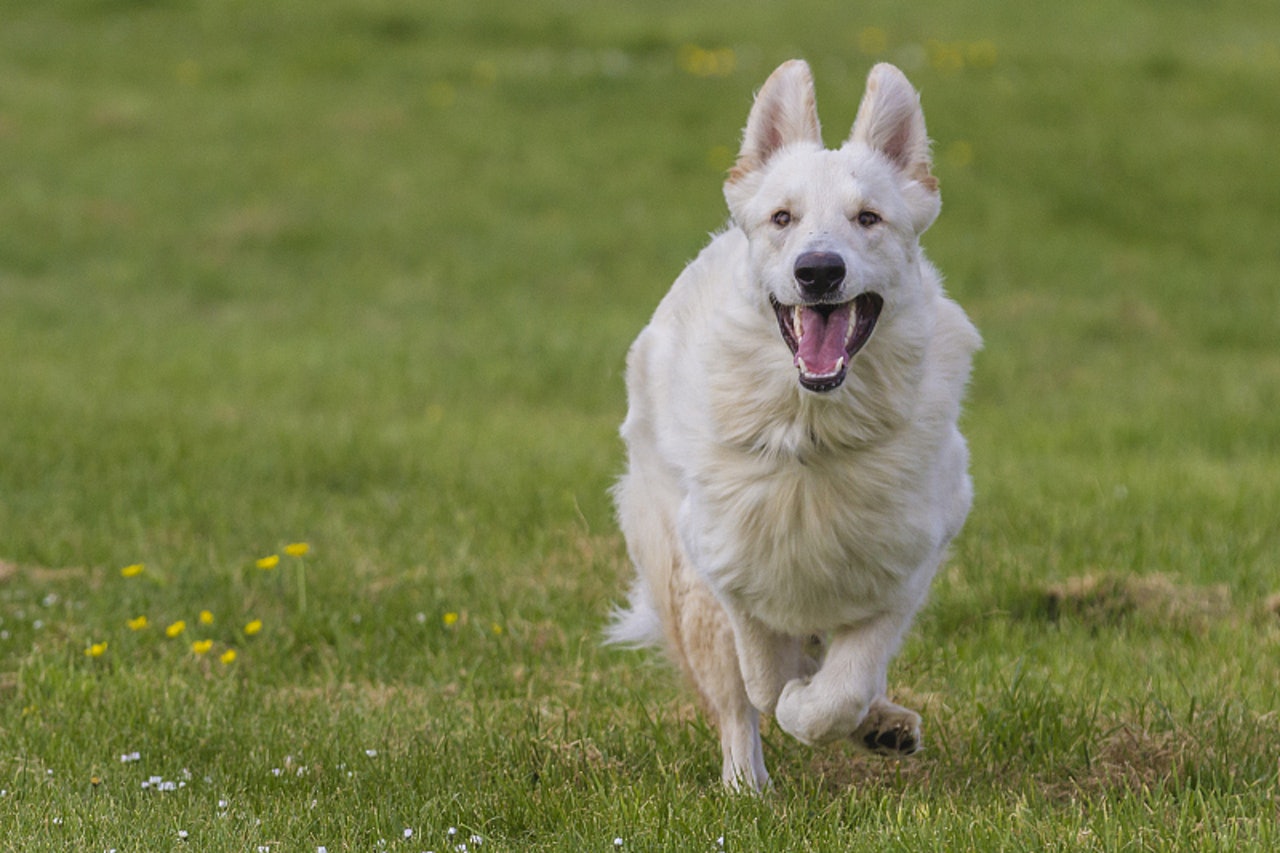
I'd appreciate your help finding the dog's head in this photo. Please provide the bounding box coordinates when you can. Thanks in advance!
[724,60,940,393]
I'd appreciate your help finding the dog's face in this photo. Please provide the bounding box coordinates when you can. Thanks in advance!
[725,61,941,393]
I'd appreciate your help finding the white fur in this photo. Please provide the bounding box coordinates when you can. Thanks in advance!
[610,60,980,790]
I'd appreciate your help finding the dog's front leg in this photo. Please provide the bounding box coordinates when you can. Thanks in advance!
[773,610,916,748]
[721,605,812,717]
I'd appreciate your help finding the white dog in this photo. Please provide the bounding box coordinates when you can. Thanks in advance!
[609,60,980,790]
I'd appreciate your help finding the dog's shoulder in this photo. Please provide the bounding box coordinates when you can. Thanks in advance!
[924,291,982,402]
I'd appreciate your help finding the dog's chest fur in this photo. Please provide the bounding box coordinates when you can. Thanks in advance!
[688,386,959,635]
[661,233,973,636]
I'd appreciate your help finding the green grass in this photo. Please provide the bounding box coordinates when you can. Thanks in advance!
[2,0,1279,849]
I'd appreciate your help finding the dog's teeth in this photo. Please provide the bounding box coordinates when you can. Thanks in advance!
[845,305,857,345]
[834,356,844,373]
[793,306,804,338]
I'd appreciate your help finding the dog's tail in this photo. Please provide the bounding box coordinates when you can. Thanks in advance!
[604,579,664,648]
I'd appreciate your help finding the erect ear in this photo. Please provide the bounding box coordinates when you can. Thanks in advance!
[726,60,822,189]
[848,63,937,193]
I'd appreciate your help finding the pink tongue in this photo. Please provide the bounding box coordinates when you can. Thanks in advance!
[796,304,853,375]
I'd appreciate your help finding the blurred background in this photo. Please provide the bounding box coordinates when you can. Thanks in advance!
[1,0,1278,845]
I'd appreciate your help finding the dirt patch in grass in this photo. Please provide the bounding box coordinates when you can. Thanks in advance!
[0,559,93,585]
[1043,572,1230,629]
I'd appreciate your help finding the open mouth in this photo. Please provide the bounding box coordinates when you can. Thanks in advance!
[770,293,884,392]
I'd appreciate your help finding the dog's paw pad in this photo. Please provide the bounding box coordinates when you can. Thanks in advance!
[852,701,921,757]
[861,726,918,756]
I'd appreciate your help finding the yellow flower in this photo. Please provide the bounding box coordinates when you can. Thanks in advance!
[284,542,310,557]
[256,555,280,570]
[220,649,237,664]
[165,620,186,638]
[121,563,144,578]
[191,639,213,655]
[85,641,108,658]
[244,619,263,636]
[127,615,149,631]
[491,623,503,636]
[857,26,889,56]
[199,610,214,625]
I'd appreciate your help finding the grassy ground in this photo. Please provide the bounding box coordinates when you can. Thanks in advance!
[2,0,1279,849]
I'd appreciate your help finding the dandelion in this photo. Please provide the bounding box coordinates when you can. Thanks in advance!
[944,140,974,169]
[285,543,309,613]
[256,555,279,570]
[165,620,186,638]
[857,26,889,56]
[443,612,459,627]
[220,649,237,665]
[191,639,213,655]
[199,610,214,625]
[427,81,456,110]
[126,615,148,631]
[966,39,999,69]
[706,144,735,174]
[678,44,737,78]
[85,641,108,658]
[121,563,144,578]
[244,619,262,636]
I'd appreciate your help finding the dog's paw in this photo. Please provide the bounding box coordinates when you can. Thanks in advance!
[852,699,922,757]
[775,678,870,746]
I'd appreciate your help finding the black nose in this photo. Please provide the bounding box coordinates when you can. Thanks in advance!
[794,252,846,299]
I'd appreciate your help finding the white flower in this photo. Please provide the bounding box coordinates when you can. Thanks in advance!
[403,829,414,839]
[614,839,624,848]
[365,749,378,757]
[178,829,188,839]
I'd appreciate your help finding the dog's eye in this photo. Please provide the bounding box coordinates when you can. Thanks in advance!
[771,210,792,227]
[855,210,882,228]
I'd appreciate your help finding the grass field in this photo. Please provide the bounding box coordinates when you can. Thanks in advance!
[2,0,1279,849]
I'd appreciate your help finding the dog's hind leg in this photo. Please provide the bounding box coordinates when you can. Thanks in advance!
[671,572,769,791]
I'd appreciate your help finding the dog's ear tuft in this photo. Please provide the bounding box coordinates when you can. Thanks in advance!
[727,60,822,187]
[848,64,937,193]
